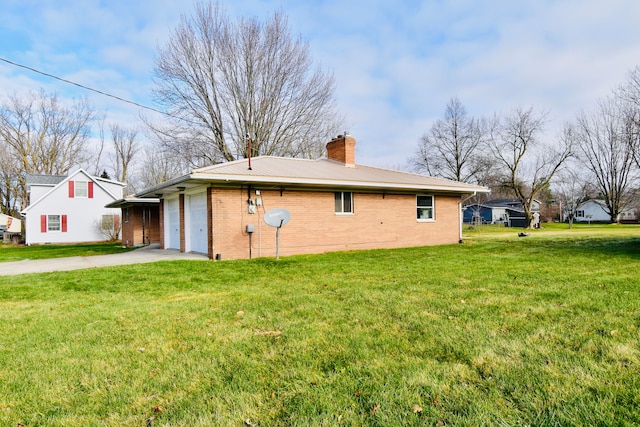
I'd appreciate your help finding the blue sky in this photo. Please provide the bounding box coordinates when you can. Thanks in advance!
[1,0,640,168]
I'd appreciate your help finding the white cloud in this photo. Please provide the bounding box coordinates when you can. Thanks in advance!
[1,0,639,169]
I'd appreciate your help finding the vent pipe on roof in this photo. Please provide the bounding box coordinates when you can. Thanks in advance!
[246,133,252,170]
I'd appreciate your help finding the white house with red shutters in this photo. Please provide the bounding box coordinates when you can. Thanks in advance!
[21,169,125,245]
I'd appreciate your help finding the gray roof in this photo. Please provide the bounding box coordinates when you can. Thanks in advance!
[138,156,489,198]
[25,173,67,187]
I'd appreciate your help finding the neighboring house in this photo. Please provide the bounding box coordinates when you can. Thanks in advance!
[573,199,637,223]
[22,169,125,245]
[463,199,541,227]
[0,212,22,243]
[136,135,489,260]
[105,197,161,247]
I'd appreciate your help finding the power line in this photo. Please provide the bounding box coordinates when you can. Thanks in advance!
[0,56,168,116]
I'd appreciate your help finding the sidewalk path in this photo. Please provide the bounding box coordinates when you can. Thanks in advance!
[0,244,209,276]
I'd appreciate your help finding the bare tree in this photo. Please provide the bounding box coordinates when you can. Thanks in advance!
[411,97,489,183]
[94,214,121,241]
[574,96,638,222]
[0,90,96,210]
[489,107,573,228]
[615,66,640,168]
[89,118,107,177]
[552,163,592,228]
[0,140,21,216]
[138,148,190,190]
[109,123,140,187]
[147,1,342,167]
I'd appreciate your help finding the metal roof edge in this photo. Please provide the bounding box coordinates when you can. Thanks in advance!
[186,173,489,193]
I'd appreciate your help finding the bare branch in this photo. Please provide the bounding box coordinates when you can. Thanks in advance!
[574,96,638,222]
[0,90,96,211]
[146,1,342,167]
[488,106,573,228]
[411,96,489,183]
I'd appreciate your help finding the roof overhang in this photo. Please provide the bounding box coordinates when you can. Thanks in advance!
[105,197,160,208]
[136,173,490,199]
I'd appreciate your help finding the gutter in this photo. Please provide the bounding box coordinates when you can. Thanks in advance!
[136,173,490,198]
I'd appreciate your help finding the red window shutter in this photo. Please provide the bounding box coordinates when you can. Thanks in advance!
[88,181,94,198]
[68,181,74,198]
[61,215,68,232]
[40,215,47,233]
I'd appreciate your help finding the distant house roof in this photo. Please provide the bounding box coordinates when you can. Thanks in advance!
[25,173,67,188]
[466,199,540,210]
[136,156,489,198]
[483,199,523,208]
[22,169,125,214]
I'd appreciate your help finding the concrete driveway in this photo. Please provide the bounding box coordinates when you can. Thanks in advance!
[0,244,209,276]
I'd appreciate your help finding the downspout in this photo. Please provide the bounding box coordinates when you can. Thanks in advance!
[459,192,477,243]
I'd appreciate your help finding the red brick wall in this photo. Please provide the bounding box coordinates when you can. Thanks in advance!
[120,206,161,247]
[207,187,214,260]
[208,187,461,260]
[148,207,160,244]
[121,207,135,246]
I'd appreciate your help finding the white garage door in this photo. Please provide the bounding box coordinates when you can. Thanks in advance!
[190,193,208,254]
[167,198,180,250]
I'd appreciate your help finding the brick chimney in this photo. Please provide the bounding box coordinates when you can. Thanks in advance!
[326,134,356,167]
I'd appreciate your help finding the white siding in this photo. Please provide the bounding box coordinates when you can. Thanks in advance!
[23,170,124,245]
[575,200,611,222]
[29,185,56,203]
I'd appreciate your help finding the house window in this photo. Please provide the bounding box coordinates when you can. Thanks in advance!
[125,208,129,223]
[417,195,434,221]
[75,181,88,198]
[48,215,61,231]
[335,192,353,214]
[576,210,585,218]
[102,214,115,230]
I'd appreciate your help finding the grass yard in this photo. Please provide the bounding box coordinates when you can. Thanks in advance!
[0,229,639,426]
[0,242,133,262]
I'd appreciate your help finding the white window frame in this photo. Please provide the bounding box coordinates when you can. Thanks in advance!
[576,210,585,218]
[417,195,435,222]
[48,214,61,232]
[335,191,353,215]
[75,181,88,198]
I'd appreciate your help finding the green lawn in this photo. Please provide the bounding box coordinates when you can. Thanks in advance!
[0,242,133,262]
[1,229,639,426]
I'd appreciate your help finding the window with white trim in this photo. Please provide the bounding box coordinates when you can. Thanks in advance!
[75,181,88,197]
[335,192,353,214]
[417,195,434,221]
[48,214,61,231]
[576,210,585,218]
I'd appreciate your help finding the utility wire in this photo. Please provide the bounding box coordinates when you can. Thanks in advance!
[0,56,168,117]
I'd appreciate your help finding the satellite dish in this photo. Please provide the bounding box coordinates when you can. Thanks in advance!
[264,208,291,228]
[263,208,291,260]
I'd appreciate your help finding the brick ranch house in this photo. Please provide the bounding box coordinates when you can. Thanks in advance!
[133,135,489,260]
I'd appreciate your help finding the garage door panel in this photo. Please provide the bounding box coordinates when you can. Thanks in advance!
[190,193,207,254]
[167,198,180,250]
